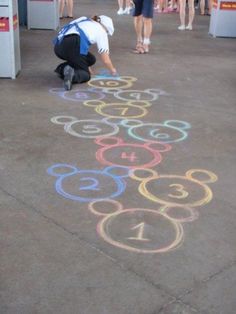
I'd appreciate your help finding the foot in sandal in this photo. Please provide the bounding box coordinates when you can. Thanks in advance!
[132,41,145,54]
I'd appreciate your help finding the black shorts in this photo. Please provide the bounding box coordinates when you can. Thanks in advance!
[133,0,154,18]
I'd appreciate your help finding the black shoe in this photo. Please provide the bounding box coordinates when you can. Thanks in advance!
[63,65,74,91]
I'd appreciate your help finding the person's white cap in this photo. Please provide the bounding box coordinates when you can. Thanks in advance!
[99,15,114,36]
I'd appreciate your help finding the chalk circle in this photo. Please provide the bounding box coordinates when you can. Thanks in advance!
[96,103,150,119]
[95,136,122,146]
[104,165,131,178]
[51,116,77,125]
[164,120,191,130]
[48,165,129,202]
[89,199,122,216]
[112,89,159,102]
[186,169,218,184]
[130,168,158,181]
[95,137,171,153]
[120,120,191,143]
[120,119,143,127]
[131,169,216,207]
[65,89,105,102]
[146,142,172,153]
[162,206,199,223]
[84,100,106,108]
[103,88,168,102]
[88,76,137,90]
[126,120,191,144]
[95,137,171,169]
[47,163,78,177]
[49,88,105,102]
[64,119,119,139]
[96,208,184,253]
[51,116,120,139]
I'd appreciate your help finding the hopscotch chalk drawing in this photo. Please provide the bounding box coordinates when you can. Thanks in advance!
[47,164,130,202]
[89,199,184,253]
[130,168,218,207]
[103,88,168,102]
[49,87,106,102]
[84,99,151,119]
[51,116,120,139]
[121,119,191,143]
[88,76,137,90]
[48,74,218,254]
[95,136,171,169]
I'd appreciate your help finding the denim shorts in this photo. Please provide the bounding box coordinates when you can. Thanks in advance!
[132,0,154,18]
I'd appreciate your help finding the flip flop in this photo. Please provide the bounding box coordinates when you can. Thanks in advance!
[132,47,146,54]
[132,42,146,54]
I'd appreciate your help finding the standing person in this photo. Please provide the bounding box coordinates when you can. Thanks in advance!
[158,0,169,13]
[200,0,212,15]
[117,0,133,15]
[53,15,117,91]
[178,0,195,30]
[132,0,154,54]
[59,0,73,19]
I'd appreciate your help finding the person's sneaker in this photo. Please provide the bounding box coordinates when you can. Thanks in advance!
[123,6,131,14]
[186,24,193,30]
[178,25,186,30]
[63,65,74,91]
[117,8,124,15]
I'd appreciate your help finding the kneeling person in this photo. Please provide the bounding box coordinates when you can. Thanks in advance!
[53,15,117,90]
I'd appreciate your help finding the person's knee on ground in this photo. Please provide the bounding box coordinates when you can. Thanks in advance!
[73,69,91,84]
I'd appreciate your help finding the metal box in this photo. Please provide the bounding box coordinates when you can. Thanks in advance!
[0,0,21,78]
[209,0,236,37]
[27,0,59,30]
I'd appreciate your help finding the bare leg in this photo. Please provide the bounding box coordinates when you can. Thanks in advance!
[179,0,186,27]
[188,0,195,27]
[208,0,212,14]
[200,0,205,14]
[118,0,124,9]
[134,15,143,45]
[59,0,65,18]
[117,0,124,13]
[126,0,131,7]
[143,17,152,52]
[66,0,73,17]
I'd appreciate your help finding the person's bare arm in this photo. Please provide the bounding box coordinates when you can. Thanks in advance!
[100,52,117,75]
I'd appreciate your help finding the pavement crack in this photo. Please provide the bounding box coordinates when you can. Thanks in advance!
[176,259,236,300]
[157,299,199,314]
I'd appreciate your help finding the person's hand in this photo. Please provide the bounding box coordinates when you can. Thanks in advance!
[111,68,118,76]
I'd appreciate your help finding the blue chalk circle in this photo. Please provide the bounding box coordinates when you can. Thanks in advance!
[47,164,130,202]
[49,87,105,102]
